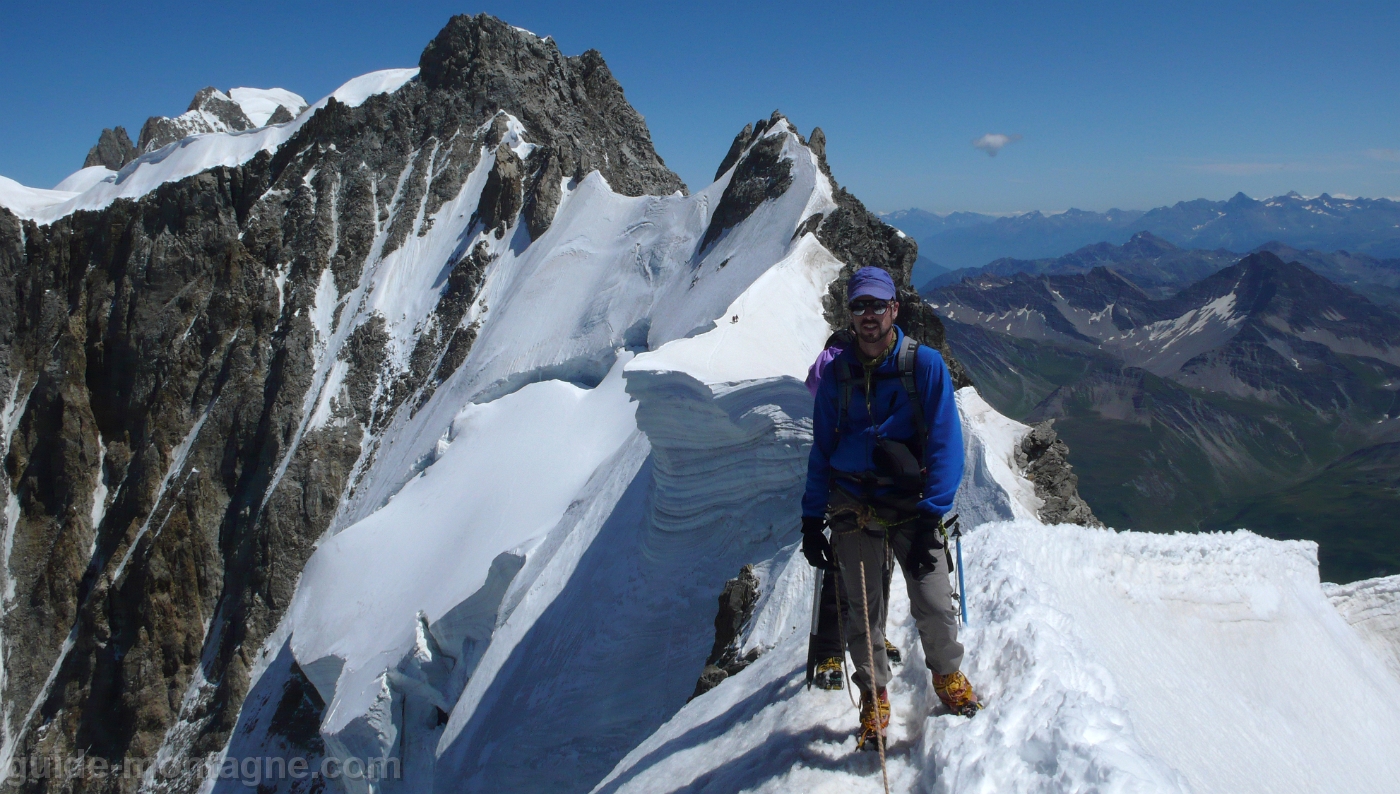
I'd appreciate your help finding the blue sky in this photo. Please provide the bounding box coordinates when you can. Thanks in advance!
[2,0,1397,214]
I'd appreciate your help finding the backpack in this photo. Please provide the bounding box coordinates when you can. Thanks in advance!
[831,334,928,494]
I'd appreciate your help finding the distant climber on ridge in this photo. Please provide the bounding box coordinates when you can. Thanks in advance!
[801,266,981,750]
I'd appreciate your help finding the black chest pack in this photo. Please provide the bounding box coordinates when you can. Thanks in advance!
[832,335,929,496]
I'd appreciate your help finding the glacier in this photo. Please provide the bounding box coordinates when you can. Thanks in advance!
[1,46,1398,794]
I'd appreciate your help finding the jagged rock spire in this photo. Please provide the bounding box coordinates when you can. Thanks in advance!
[419,14,684,202]
[82,126,137,170]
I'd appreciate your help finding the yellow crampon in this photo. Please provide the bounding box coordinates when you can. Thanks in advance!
[856,686,891,751]
[933,670,983,717]
[813,657,845,691]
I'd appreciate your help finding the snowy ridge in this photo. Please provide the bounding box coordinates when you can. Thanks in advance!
[228,87,309,126]
[596,489,1400,794]
[0,69,417,224]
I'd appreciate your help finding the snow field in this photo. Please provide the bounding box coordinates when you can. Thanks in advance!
[285,356,639,736]
[327,122,824,533]
[224,112,847,791]
[597,520,1400,794]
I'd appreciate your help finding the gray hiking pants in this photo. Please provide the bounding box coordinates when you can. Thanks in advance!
[828,488,963,693]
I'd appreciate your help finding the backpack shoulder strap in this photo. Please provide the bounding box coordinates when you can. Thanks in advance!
[835,356,853,433]
[897,335,927,443]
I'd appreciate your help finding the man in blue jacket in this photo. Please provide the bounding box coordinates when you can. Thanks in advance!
[802,266,981,748]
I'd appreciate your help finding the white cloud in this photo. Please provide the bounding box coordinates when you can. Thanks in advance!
[972,133,1022,157]
[1366,148,1400,163]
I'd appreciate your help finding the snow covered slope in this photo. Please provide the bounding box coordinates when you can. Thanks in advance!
[235,112,847,793]
[594,479,1400,794]
[228,87,308,125]
[598,525,1400,794]
[0,69,415,224]
[1326,575,1400,678]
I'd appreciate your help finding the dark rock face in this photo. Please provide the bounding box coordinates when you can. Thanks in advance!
[690,565,761,699]
[1016,420,1101,526]
[0,14,688,791]
[523,147,563,241]
[420,14,684,205]
[476,143,524,236]
[82,127,138,170]
[265,105,296,126]
[699,116,793,253]
[714,123,753,181]
[188,86,256,130]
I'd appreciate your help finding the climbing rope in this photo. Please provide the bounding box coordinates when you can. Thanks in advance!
[858,559,890,794]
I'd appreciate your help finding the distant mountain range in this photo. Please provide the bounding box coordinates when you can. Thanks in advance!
[920,231,1400,308]
[928,251,1400,581]
[884,192,1400,282]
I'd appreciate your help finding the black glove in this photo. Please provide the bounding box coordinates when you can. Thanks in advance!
[906,513,945,577]
[801,516,836,570]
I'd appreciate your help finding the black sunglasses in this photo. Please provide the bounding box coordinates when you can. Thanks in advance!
[848,300,890,316]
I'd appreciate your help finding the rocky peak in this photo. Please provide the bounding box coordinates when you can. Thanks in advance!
[136,86,256,153]
[265,104,296,125]
[1227,191,1258,208]
[81,126,137,170]
[700,111,794,252]
[417,14,684,200]
[1120,230,1177,257]
[187,86,255,129]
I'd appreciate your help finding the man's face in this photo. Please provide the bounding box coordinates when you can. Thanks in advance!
[850,298,898,345]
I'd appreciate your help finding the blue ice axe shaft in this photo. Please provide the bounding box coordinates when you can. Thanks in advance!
[955,534,968,625]
[948,515,967,625]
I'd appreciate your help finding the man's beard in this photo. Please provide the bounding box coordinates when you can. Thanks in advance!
[856,320,888,344]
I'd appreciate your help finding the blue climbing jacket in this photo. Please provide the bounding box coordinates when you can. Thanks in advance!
[802,326,964,519]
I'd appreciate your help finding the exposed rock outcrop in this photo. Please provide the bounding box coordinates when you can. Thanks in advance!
[690,565,761,699]
[1016,420,1102,526]
[699,112,794,253]
[265,105,295,125]
[419,14,685,210]
[82,126,137,170]
[476,142,525,236]
[137,87,256,153]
